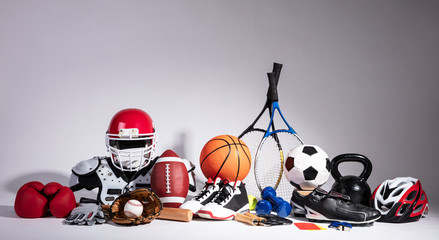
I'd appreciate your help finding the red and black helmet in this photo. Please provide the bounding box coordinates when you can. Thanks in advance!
[371,177,428,223]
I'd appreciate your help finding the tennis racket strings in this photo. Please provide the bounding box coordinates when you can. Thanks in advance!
[242,123,303,201]
[240,129,267,200]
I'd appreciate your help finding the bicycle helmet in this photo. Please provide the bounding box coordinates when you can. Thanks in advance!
[371,177,428,223]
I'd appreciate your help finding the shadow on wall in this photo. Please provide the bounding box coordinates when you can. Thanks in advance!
[172,132,189,159]
[171,131,206,194]
[0,205,18,218]
[4,171,70,193]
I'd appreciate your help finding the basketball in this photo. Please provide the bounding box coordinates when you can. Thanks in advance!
[200,135,251,182]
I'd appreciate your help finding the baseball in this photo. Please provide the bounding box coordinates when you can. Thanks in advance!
[124,199,143,218]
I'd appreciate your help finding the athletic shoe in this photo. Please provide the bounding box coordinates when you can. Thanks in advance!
[290,189,311,217]
[303,188,381,224]
[198,180,249,220]
[179,177,223,215]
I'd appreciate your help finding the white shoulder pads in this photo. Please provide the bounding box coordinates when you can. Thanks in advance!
[72,157,101,176]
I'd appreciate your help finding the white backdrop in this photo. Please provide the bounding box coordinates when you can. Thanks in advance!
[1,0,438,214]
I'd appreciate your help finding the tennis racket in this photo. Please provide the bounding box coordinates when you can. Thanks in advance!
[240,63,304,201]
[255,71,304,200]
[239,63,283,200]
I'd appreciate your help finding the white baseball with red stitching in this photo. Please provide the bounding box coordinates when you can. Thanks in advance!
[124,199,143,218]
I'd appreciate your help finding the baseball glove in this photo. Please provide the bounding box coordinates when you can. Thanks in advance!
[106,188,163,226]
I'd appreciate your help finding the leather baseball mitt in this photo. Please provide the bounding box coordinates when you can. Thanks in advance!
[106,188,163,226]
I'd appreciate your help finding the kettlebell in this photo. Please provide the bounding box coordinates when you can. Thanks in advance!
[330,153,372,206]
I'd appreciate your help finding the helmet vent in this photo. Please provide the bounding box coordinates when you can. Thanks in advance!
[392,188,403,197]
[398,203,410,215]
[378,201,393,211]
[420,193,426,201]
[406,191,417,201]
[380,185,385,195]
[413,204,424,214]
[396,181,406,188]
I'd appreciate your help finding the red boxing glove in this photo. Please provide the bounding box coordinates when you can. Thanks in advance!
[14,181,48,218]
[44,182,76,218]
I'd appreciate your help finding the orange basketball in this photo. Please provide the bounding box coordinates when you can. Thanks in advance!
[200,135,251,182]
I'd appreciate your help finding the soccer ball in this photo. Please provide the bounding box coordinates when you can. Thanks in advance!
[284,145,331,190]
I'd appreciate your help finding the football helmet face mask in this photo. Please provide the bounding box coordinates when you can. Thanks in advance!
[105,108,157,171]
[371,177,428,223]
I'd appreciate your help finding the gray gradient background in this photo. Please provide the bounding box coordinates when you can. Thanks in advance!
[1,0,438,211]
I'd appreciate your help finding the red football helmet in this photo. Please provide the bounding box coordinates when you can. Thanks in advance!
[105,108,157,171]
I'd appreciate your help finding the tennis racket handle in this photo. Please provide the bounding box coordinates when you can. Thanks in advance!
[235,212,265,226]
[267,72,279,101]
[272,62,282,83]
[159,207,193,222]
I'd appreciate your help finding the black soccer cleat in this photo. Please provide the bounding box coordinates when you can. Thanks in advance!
[303,188,381,224]
[198,180,249,220]
[290,189,309,217]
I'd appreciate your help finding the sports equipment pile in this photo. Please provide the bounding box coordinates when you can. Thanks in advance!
[13,63,429,232]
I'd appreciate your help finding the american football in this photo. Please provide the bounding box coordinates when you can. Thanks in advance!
[151,149,189,208]
[283,145,331,190]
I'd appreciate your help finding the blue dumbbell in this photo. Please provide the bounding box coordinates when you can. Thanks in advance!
[261,187,292,217]
[255,199,272,215]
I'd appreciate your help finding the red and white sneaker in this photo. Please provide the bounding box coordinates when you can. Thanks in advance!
[179,177,223,215]
[198,180,249,220]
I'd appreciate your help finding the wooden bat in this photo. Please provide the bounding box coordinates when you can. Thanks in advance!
[102,205,193,222]
[158,207,193,222]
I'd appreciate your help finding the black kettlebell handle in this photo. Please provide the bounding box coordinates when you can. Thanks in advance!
[330,153,372,182]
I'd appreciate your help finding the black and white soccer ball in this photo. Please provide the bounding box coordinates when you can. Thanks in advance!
[283,145,331,190]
